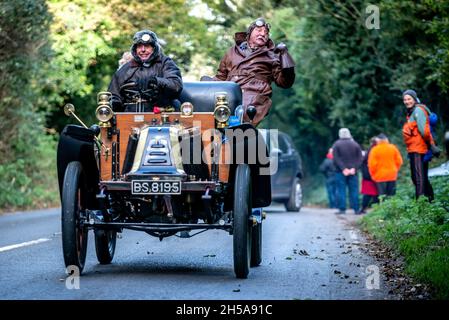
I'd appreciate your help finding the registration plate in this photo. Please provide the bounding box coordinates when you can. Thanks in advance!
[131,180,181,195]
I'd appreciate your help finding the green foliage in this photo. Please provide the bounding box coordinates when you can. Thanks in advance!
[44,0,222,132]
[0,134,58,210]
[0,0,59,210]
[425,0,449,92]
[0,0,51,159]
[361,177,449,298]
[259,0,449,176]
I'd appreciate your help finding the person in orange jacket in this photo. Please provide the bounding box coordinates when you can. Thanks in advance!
[402,89,439,201]
[368,133,403,196]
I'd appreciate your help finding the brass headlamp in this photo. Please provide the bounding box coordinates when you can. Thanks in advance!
[95,92,114,127]
[180,102,194,117]
[214,93,231,128]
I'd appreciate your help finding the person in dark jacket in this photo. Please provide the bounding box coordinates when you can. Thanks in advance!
[332,128,363,214]
[108,30,183,112]
[207,18,296,126]
[358,137,379,214]
[319,148,338,208]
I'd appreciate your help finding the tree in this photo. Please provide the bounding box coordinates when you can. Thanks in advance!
[0,0,56,208]
[44,0,221,132]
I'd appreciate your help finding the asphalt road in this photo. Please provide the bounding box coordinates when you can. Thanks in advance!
[0,205,395,300]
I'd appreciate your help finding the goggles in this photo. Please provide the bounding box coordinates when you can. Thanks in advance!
[133,30,156,46]
[253,18,271,30]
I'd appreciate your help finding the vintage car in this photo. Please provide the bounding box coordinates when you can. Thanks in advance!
[57,81,272,279]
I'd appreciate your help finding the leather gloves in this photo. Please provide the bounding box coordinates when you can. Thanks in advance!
[136,76,160,102]
[143,76,159,102]
[119,76,160,104]
[274,42,295,69]
[137,76,157,91]
[274,42,288,54]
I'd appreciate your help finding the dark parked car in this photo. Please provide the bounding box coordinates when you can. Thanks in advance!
[260,130,304,212]
[446,131,449,159]
[428,161,449,177]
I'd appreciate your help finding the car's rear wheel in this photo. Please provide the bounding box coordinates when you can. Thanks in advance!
[250,221,262,267]
[285,177,302,212]
[94,229,116,264]
[233,164,252,279]
[61,161,88,273]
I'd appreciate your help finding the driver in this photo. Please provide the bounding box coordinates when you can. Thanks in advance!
[108,29,183,112]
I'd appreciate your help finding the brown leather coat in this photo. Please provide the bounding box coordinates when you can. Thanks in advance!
[214,32,295,125]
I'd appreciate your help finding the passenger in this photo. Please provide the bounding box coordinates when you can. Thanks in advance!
[117,51,133,70]
[205,18,296,126]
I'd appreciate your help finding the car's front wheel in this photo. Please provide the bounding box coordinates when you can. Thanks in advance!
[233,164,252,279]
[285,177,302,212]
[61,161,88,273]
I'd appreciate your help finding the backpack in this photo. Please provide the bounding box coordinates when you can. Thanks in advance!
[421,105,438,162]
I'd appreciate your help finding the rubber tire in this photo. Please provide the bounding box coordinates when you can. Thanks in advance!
[94,230,116,264]
[61,161,88,274]
[285,177,302,212]
[250,222,262,267]
[233,164,252,279]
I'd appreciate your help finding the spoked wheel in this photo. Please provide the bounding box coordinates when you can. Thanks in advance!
[250,221,262,267]
[95,229,117,264]
[233,164,252,279]
[61,161,88,273]
[285,177,303,212]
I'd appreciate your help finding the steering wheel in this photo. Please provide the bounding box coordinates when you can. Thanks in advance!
[119,80,159,102]
[119,82,140,101]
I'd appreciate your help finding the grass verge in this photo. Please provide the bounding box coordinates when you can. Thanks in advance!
[359,176,449,299]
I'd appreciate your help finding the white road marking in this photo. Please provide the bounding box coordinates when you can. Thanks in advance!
[0,238,51,253]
